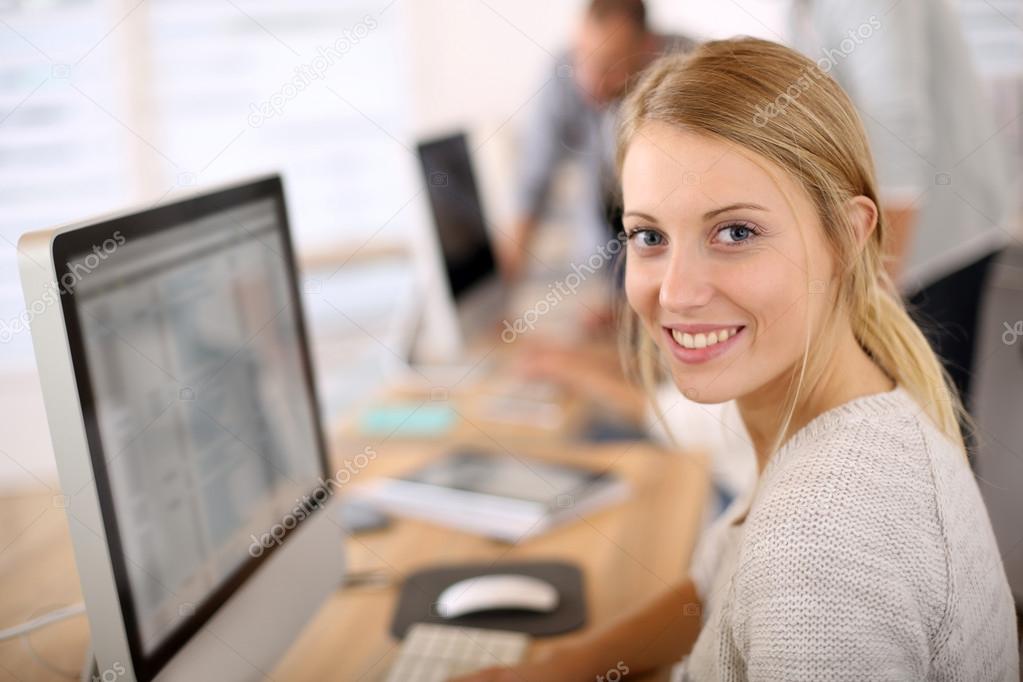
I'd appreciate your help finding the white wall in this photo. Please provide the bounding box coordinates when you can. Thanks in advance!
[653,1,791,43]
[402,0,790,134]
[402,0,585,137]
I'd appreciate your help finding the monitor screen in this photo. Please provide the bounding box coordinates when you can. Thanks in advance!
[53,178,330,680]
[417,133,497,299]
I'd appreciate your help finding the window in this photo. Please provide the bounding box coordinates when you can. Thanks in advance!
[0,0,415,486]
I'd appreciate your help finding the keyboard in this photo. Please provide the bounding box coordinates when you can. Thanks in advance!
[384,623,529,682]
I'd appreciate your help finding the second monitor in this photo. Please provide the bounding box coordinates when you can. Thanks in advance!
[416,132,507,358]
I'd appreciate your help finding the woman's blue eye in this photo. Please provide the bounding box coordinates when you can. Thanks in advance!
[629,229,664,248]
[715,222,758,245]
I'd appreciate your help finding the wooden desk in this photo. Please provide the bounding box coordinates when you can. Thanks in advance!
[0,424,708,681]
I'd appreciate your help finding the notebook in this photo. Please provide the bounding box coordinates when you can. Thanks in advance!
[353,449,629,542]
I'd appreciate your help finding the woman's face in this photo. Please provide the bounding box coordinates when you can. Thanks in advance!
[622,123,836,405]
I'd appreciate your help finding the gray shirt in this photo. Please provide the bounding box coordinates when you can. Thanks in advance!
[677,386,1018,680]
[790,0,1012,290]
[514,34,695,258]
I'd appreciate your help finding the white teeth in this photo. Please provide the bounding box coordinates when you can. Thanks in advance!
[670,327,740,350]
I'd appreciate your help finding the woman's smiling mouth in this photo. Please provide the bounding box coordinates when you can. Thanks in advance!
[662,324,747,365]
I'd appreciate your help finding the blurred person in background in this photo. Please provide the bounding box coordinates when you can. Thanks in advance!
[497,0,694,282]
[789,0,1013,408]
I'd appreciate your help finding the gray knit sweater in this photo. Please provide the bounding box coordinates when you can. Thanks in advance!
[680,386,1019,680]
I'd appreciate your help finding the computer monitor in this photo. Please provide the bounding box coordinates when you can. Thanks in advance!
[415,132,506,360]
[18,175,346,681]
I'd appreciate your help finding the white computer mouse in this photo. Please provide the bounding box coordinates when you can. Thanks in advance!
[435,574,560,619]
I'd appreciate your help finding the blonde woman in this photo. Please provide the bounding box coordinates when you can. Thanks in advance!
[456,38,1018,681]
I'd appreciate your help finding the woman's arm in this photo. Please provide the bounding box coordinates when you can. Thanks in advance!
[452,578,704,681]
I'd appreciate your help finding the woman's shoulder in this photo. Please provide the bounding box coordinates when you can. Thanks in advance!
[740,387,953,580]
[760,386,944,498]
[722,389,1016,677]
[730,388,1015,673]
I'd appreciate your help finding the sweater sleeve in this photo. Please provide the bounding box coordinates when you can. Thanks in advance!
[727,425,945,680]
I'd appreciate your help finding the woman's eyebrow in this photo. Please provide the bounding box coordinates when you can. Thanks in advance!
[623,203,769,224]
[622,210,658,222]
[703,202,768,220]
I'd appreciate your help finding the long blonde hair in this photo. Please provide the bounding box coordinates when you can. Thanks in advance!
[615,38,967,455]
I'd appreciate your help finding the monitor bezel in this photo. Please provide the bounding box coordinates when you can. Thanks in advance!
[415,131,498,301]
[51,175,332,682]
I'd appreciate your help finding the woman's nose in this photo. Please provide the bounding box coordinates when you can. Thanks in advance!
[658,247,713,313]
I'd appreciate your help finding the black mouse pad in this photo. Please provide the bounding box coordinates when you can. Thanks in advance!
[389,560,586,639]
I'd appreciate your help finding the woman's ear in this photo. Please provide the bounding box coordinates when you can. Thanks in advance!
[846,196,879,251]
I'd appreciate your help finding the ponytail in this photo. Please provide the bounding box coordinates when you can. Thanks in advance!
[853,266,968,451]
